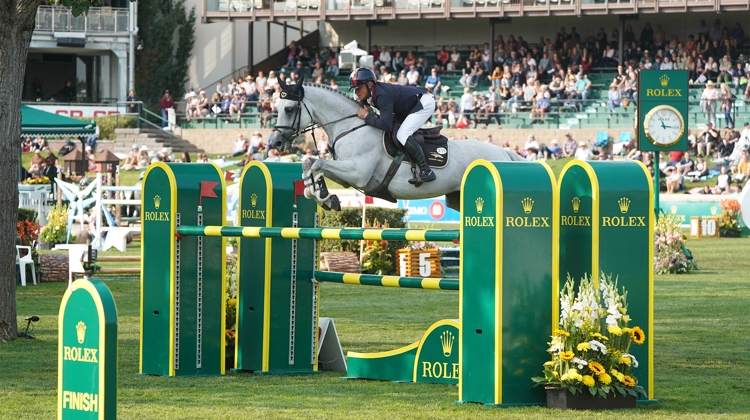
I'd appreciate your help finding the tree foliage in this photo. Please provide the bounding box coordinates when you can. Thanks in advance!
[135,0,196,112]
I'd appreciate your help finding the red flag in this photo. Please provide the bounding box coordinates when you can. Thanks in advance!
[365,196,374,205]
[199,180,219,206]
[294,180,305,205]
[224,171,234,181]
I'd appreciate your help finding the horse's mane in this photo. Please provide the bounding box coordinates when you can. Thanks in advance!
[302,82,361,107]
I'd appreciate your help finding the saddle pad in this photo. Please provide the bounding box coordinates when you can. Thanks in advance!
[382,132,449,168]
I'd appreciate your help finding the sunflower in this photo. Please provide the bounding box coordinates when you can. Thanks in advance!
[598,372,612,385]
[588,361,605,375]
[631,326,646,344]
[582,375,595,387]
[622,375,636,387]
[559,350,575,361]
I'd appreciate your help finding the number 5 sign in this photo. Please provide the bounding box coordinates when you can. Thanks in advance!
[690,216,719,238]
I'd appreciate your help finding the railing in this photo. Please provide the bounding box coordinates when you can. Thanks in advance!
[34,5,130,34]
[205,0,743,18]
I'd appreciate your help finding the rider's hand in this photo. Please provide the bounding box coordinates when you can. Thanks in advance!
[357,107,369,119]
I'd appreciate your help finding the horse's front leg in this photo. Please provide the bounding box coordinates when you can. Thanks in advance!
[301,158,340,210]
[302,158,317,200]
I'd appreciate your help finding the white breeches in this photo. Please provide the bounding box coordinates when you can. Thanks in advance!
[396,94,436,145]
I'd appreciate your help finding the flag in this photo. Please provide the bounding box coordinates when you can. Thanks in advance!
[199,180,219,206]
[294,180,305,205]
[225,171,234,181]
[365,196,374,205]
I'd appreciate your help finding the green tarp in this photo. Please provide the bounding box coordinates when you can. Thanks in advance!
[21,105,96,138]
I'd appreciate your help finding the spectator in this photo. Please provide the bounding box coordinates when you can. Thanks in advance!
[126,89,139,113]
[178,152,191,163]
[571,73,592,108]
[574,141,593,161]
[459,87,475,128]
[607,83,621,116]
[219,92,231,116]
[159,89,174,128]
[216,81,227,95]
[397,70,408,86]
[230,92,244,122]
[548,139,562,160]
[137,146,150,168]
[524,134,540,161]
[700,80,719,126]
[210,92,222,115]
[698,121,720,157]
[719,83,735,129]
[531,87,551,124]
[434,97,449,126]
[232,134,249,157]
[392,51,404,73]
[249,131,264,154]
[378,46,391,71]
[122,144,140,170]
[196,153,208,163]
[256,71,267,92]
[436,46,449,70]
[424,68,441,93]
[196,91,210,117]
[448,48,461,71]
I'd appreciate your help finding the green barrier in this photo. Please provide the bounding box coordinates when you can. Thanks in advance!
[140,162,226,376]
[458,160,557,406]
[58,279,118,419]
[234,161,319,374]
[557,160,655,401]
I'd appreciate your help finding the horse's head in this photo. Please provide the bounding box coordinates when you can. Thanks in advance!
[273,78,313,152]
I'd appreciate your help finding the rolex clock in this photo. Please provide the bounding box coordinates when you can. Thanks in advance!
[643,105,684,148]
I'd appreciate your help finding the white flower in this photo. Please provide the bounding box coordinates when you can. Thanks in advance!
[572,357,588,369]
[589,340,607,354]
[624,353,639,368]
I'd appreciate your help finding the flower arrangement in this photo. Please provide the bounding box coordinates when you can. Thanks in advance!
[533,274,646,399]
[40,204,74,245]
[404,241,439,251]
[718,199,742,237]
[225,253,238,348]
[362,239,391,275]
[16,218,41,267]
[23,176,51,185]
[654,213,694,274]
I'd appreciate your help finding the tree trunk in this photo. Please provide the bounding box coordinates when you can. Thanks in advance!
[0,0,42,342]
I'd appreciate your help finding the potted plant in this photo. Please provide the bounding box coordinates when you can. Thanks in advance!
[654,213,696,274]
[361,239,392,275]
[719,199,742,237]
[533,274,646,409]
[39,204,73,248]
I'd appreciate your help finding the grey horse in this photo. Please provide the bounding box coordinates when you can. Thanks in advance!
[272,80,525,211]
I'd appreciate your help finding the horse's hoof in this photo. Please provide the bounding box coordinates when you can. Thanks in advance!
[330,195,341,211]
[321,202,331,211]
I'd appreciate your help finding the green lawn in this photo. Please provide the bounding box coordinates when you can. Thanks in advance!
[3,238,750,419]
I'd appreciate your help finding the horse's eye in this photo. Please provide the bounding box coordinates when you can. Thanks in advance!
[284,107,294,113]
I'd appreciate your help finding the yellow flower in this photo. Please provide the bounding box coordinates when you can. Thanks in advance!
[631,326,646,344]
[623,375,636,387]
[227,298,238,307]
[598,372,612,385]
[591,332,609,341]
[610,369,625,382]
[608,325,623,336]
[583,375,596,387]
[588,361,605,375]
[225,329,236,339]
[562,369,583,382]
[559,350,575,361]
[577,342,590,351]
[619,356,632,366]
[544,361,555,369]
[554,328,570,337]
[622,327,632,334]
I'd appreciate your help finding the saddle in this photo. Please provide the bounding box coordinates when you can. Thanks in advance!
[382,123,449,168]
[364,123,449,204]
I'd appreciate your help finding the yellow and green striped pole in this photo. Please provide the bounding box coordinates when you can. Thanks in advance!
[313,271,458,290]
[177,225,460,242]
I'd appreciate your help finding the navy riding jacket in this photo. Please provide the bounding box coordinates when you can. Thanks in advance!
[364,82,428,133]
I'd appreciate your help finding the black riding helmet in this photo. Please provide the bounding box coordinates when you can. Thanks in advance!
[348,68,376,91]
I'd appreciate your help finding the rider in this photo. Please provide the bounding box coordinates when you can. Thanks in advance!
[350,67,437,186]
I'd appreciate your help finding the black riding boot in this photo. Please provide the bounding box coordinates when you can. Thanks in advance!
[404,136,436,187]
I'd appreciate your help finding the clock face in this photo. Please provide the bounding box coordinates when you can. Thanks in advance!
[644,106,684,147]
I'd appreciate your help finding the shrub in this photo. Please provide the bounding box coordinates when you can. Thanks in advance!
[319,207,407,274]
[75,115,137,140]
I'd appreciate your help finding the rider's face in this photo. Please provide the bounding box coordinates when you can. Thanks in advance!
[355,84,369,101]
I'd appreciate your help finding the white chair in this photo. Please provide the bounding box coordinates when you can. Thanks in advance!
[16,246,37,286]
[67,245,88,289]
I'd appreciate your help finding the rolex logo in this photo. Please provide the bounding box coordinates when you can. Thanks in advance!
[522,197,534,214]
[618,197,631,214]
[660,74,669,87]
[710,206,717,216]
[76,321,86,344]
[475,197,484,214]
[251,193,258,207]
[440,330,454,357]
[154,195,161,210]
[572,197,580,213]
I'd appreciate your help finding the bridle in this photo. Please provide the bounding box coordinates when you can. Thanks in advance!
[273,83,368,156]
